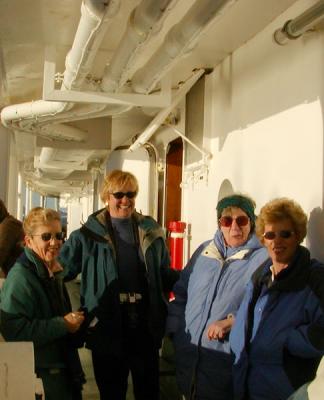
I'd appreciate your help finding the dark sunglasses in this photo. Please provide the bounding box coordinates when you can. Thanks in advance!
[111,191,137,199]
[32,232,65,242]
[219,215,250,227]
[263,230,295,240]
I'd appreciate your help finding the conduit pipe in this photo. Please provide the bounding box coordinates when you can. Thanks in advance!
[22,100,126,130]
[38,147,91,170]
[128,68,205,152]
[274,0,324,45]
[0,0,120,141]
[132,0,237,94]
[38,168,75,180]
[39,148,66,166]
[102,0,178,93]
[63,0,120,90]
[37,124,88,142]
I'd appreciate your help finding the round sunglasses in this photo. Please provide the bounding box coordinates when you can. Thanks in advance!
[219,215,250,227]
[111,191,137,199]
[32,232,65,242]
[263,230,295,240]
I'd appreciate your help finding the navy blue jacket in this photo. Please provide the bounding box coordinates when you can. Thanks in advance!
[230,246,324,400]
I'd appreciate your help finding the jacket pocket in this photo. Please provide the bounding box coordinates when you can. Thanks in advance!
[283,347,320,390]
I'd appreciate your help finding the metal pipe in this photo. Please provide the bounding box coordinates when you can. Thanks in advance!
[128,68,205,152]
[274,1,324,45]
[1,0,119,139]
[143,142,159,219]
[132,0,237,94]
[101,0,178,93]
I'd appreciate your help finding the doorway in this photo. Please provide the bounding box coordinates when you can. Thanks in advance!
[164,137,183,227]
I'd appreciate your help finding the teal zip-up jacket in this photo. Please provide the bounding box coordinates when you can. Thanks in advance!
[0,247,69,369]
[58,208,177,352]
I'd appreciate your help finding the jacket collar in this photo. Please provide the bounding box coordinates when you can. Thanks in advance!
[203,240,252,262]
[85,208,165,252]
[252,245,311,292]
[18,247,52,281]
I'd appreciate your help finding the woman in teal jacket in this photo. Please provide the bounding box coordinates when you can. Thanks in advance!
[0,207,85,400]
[58,170,178,400]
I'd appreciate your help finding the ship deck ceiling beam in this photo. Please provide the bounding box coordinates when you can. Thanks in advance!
[42,46,172,108]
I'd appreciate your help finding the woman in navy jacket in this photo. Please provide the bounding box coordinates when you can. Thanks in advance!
[230,198,324,400]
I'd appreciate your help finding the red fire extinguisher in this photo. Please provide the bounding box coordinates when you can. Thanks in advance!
[168,221,186,271]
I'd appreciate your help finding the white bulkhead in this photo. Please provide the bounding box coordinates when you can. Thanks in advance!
[1,1,324,398]
[0,0,323,259]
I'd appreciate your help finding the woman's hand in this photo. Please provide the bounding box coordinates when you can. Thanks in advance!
[206,316,234,340]
[49,260,63,273]
[64,311,85,333]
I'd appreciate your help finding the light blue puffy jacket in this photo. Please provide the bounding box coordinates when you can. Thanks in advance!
[166,230,267,399]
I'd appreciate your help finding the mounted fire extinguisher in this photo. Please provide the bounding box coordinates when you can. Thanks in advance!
[168,221,186,271]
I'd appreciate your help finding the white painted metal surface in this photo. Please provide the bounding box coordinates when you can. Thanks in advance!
[0,342,43,400]
[0,0,298,197]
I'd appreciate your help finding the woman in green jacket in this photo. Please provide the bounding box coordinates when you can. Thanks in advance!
[58,169,178,400]
[0,207,85,400]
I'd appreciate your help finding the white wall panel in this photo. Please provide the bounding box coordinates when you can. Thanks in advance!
[182,0,324,261]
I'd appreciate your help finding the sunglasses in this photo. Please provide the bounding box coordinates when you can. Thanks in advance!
[111,191,137,199]
[219,215,250,227]
[32,232,65,242]
[263,230,295,240]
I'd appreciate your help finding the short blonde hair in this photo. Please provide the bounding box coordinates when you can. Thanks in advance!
[23,207,61,235]
[100,170,138,203]
[256,198,307,244]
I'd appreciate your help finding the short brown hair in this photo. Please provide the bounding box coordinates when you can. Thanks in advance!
[256,198,307,244]
[23,207,61,235]
[100,170,138,203]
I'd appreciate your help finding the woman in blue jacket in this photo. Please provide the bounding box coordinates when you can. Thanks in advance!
[230,198,324,400]
[167,194,268,400]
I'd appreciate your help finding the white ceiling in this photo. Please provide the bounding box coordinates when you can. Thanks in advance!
[0,0,297,196]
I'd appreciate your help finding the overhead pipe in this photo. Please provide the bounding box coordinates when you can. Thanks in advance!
[101,0,178,93]
[143,142,159,220]
[37,124,88,142]
[37,168,75,180]
[128,68,205,152]
[38,147,91,170]
[63,0,120,90]
[132,0,237,94]
[274,0,324,45]
[39,148,68,166]
[0,0,120,141]
[22,100,126,130]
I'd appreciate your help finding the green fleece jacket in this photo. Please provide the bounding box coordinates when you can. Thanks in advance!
[0,247,69,369]
[58,208,178,351]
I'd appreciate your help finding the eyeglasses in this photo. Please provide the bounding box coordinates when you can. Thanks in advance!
[219,215,250,227]
[263,230,295,240]
[32,232,65,242]
[111,191,137,199]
